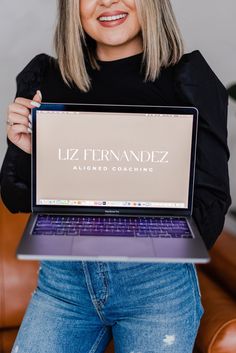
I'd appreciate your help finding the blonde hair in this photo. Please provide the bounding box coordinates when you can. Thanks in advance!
[54,0,184,92]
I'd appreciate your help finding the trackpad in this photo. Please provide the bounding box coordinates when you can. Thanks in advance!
[72,236,155,258]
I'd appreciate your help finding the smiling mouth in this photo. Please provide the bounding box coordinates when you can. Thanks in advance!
[98,13,128,22]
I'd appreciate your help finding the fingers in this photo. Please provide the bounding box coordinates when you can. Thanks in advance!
[9,102,31,117]
[10,122,30,135]
[33,90,42,103]
[7,90,42,127]
[14,91,42,110]
[7,124,32,154]
[6,90,42,154]
[8,112,29,127]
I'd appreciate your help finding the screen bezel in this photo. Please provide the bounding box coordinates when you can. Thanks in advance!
[32,103,198,217]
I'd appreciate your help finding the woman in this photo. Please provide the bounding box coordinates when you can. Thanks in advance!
[0,0,231,352]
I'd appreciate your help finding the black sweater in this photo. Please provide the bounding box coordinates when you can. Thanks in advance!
[0,50,231,250]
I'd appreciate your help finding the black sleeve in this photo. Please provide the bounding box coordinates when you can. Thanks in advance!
[0,54,51,213]
[174,50,231,250]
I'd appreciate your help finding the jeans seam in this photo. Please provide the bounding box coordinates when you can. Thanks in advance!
[191,264,202,298]
[82,262,109,324]
[89,326,110,353]
[186,264,198,332]
[98,262,109,306]
[191,264,204,317]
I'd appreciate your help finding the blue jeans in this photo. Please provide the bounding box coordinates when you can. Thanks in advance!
[12,261,204,353]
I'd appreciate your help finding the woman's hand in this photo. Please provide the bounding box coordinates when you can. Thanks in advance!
[7,90,42,154]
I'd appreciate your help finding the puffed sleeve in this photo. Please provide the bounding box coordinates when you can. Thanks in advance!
[174,50,231,250]
[0,54,51,213]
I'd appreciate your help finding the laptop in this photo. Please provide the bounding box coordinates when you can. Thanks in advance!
[16,103,210,263]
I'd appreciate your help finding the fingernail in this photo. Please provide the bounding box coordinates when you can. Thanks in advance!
[37,90,42,100]
[30,101,41,108]
[28,122,32,129]
[28,127,32,134]
[28,114,32,123]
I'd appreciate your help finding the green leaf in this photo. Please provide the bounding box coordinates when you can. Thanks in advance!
[228,84,236,100]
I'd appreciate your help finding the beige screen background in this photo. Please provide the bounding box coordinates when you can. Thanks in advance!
[36,111,193,207]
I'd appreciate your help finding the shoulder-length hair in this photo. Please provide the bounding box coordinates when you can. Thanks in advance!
[54,0,184,92]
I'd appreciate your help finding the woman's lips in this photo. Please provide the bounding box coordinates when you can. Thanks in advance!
[97,12,128,28]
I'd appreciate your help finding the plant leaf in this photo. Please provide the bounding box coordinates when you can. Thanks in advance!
[228,84,236,100]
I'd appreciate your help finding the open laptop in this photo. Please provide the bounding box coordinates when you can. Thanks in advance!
[16,103,210,263]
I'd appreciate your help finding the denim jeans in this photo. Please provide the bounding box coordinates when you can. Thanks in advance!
[12,261,204,353]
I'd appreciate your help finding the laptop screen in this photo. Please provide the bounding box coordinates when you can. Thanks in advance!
[34,105,195,212]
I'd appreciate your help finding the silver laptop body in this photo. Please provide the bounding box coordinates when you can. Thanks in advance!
[16,103,210,263]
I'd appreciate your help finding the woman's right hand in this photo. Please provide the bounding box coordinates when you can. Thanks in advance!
[7,90,42,154]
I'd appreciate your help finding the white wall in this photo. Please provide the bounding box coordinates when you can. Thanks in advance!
[0,0,236,205]
[172,0,236,84]
[0,0,57,163]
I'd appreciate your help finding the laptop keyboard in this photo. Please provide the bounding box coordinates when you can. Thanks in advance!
[32,215,193,239]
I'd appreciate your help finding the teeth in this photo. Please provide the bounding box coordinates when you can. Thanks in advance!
[99,14,127,22]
